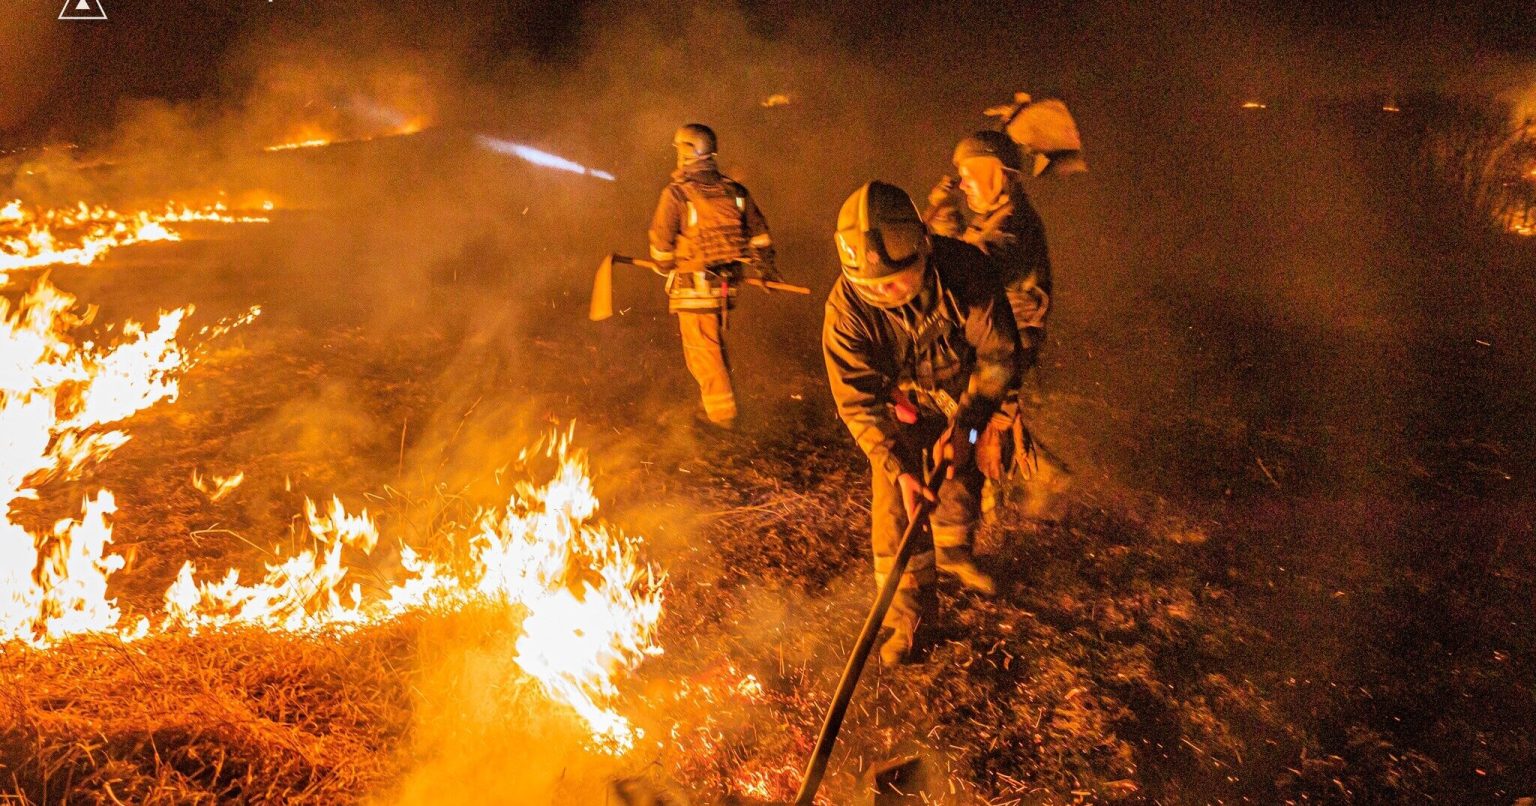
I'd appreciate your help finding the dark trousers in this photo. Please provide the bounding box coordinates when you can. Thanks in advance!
[868,415,984,630]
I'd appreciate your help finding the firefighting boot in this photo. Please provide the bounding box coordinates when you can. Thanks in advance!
[691,409,736,432]
[879,585,930,665]
[935,545,997,596]
[980,478,1001,526]
[879,625,915,666]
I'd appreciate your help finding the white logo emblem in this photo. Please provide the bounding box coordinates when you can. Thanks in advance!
[836,232,859,266]
[59,0,106,20]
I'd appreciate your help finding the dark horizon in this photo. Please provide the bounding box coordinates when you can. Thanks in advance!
[5,0,1535,142]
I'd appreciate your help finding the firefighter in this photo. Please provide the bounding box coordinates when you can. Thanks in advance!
[926,131,1051,382]
[648,123,777,431]
[926,131,1066,515]
[823,181,1022,664]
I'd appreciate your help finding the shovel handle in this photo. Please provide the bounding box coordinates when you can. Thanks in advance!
[793,459,950,806]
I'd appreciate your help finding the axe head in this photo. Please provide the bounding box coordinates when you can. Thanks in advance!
[590,253,616,321]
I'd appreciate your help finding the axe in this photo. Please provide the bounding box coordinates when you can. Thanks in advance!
[589,253,809,322]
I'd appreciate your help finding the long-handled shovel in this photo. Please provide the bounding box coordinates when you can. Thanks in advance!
[792,457,951,806]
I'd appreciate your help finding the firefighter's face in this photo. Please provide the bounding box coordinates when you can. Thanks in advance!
[851,264,925,308]
[958,157,1005,212]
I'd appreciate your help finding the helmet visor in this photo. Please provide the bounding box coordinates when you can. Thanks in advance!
[871,221,925,268]
[835,222,926,271]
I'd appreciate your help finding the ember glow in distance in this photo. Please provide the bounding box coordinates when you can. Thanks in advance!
[476,135,617,181]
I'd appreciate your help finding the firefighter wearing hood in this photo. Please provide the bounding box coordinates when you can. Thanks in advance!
[822,181,1022,664]
[926,131,1067,515]
[926,130,1052,369]
[648,123,777,430]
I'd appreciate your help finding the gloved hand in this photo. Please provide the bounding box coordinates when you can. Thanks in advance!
[974,411,1014,481]
[927,175,960,210]
[933,420,976,479]
[749,252,782,283]
[897,471,937,522]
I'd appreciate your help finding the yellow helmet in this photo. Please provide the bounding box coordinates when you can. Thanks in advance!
[835,181,930,307]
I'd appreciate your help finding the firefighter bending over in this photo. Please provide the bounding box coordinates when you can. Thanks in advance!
[648,123,777,430]
[823,181,1022,664]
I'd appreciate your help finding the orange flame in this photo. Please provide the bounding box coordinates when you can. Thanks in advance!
[2,196,663,752]
[263,118,427,152]
[0,278,226,645]
[161,433,665,752]
[0,199,270,279]
[191,469,245,502]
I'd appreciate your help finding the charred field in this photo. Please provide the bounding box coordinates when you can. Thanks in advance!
[3,32,1536,806]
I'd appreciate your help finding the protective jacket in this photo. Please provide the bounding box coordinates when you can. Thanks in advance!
[928,176,1051,335]
[823,236,1022,481]
[648,163,774,313]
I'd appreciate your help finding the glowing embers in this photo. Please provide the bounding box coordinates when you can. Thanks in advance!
[0,199,271,277]
[664,663,802,801]
[0,278,203,645]
[162,431,665,752]
[1506,208,1536,237]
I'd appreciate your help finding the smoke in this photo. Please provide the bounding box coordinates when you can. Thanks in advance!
[0,16,66,134]
[379,606,628,805]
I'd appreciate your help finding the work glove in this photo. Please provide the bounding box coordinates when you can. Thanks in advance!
[975,410,1014,481]
[748,250,782,283]
[927,175,960,209]
[897,471,937,523]
[932,420,977,480]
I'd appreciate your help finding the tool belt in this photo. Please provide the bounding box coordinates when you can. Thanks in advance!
[665,263,742,313]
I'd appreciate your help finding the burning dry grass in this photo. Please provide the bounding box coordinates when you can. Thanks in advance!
[0,625,416,803]
[0,315,1526,803]
[5,95,1536,799]
[1,283,1523,803]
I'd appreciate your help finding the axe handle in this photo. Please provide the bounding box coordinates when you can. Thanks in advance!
[613,255,810,294]
[745,278,811,295]
[611,255,671,277]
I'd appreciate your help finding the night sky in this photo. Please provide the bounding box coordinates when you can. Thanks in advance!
[5,0,1533,141]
